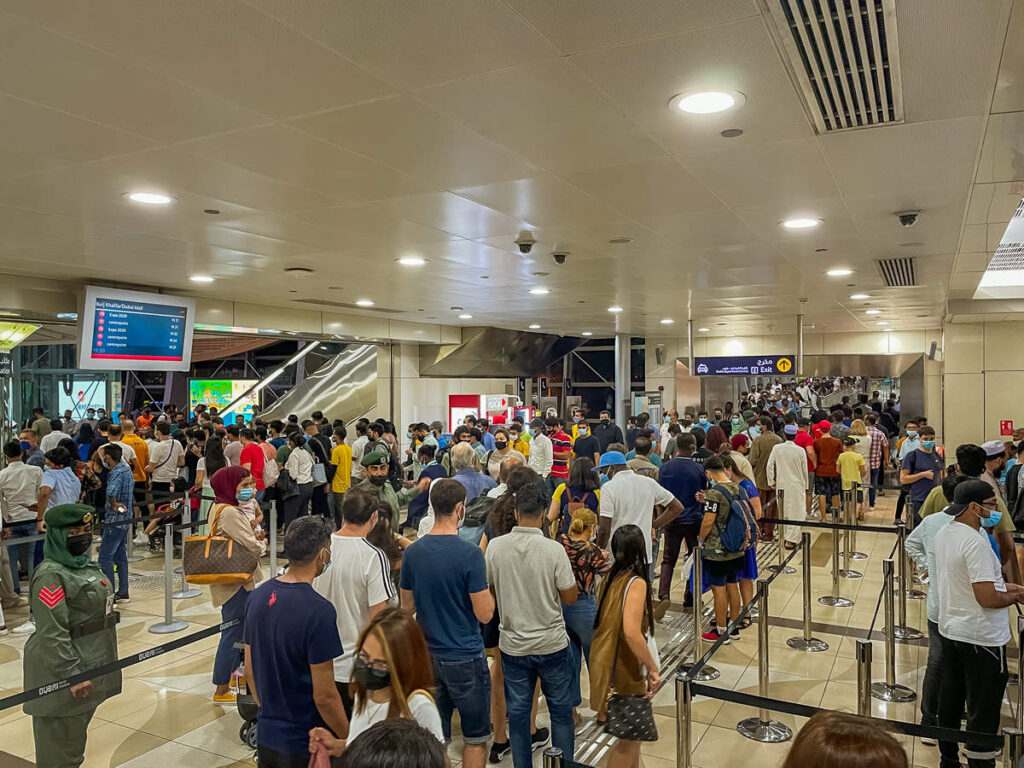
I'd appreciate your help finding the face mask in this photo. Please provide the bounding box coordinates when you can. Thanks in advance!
[456,504,465,530]
[698,418,708,426]
[237,488,255,502]
[664,416,671,423]
[573,416,581,423]
[494,440,508,450]
[19,441,30,451]
[732,418,740,426]
[406,431,413,439]
[66,533,92,557]
[316,550,332,577]
[305,434,313,442]
[921,441,935,450]
[577,429,588,437]
[750,426,761,437]
[353,657,391,690]
[977,507,1002,529]
[601,418,610,426]
[369,475,388,487]
[682,419,692,427]
[906,430,918,439]
[526,427,534,437]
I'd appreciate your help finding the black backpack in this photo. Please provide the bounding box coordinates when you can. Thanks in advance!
[463,494,495,528]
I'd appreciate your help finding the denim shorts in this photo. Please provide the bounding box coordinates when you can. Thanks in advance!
[432,654,492,743]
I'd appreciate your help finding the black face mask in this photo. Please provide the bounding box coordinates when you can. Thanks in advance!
[66,533,92,557]
[494,441,507,450]
[353,657,391,690]
[368,475,389,487]
[600,418,610,426]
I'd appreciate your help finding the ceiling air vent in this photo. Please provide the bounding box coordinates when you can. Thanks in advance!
[767,0,903,133]
[984,198,1024,271]
[876,256,916,287]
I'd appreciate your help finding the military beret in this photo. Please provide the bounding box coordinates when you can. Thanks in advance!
[44,503,94,529]
[361,449,390,467]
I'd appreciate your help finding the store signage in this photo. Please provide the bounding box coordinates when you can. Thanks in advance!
[693,355,796,376]
[0,352,11,376]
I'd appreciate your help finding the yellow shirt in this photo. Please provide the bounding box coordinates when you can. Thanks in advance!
[122,433,149,483]
[836,451,865,491]
[513,438,530,457]
[331,443,352,493]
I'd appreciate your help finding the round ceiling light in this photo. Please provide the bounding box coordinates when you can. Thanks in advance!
[529,324,541,330]
[355,299,374,307]
[189,275,214,283]
[865,309,881,315]
[826,268,853,277]
[458,314,473,320]
[607,306,623,313]
[581,331,593,337]
[397,256,427,266]
[850,293,871,300]
[781,217,821,229]
[670,90,745,114]
[660,318,674,325]
[529,287,550,295]
[125,192,175,205]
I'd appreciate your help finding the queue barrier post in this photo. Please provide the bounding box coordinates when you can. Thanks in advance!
[891,522,923,641]
[737,578,792,743]
[125,517,143,563]
[1003,727,1024,768]
[681,550,719,681]
[172,493,201,600]
[1017,615,1024,733]
[149,523,189,635]
[542,747,563,768]
[676,674,693,768]
[903,499,925,600]
[268,500,278,576]
[767,489,794,575]
[871,558,916,702]
[856,639,873,716]
[787,531,828,652]
[818,504,854,608]
[848,481,867,559]
[839,489,862,579]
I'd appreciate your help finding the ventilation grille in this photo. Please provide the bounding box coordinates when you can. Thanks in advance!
[986,198,1024,271]
[291,298,401,314]
[769,0,903,133]
[876,256,916,287]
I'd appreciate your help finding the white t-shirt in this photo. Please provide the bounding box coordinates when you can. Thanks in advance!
[39,430,65,453]
[346,693,443,745]
[149,439,183,483]
[599,469,675,561]
[935,521,1011,646]
[109,440,136,467]
[312,535,396,682]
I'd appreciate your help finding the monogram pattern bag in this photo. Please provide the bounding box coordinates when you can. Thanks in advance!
[604,576,659,742]
[183,504,259,586]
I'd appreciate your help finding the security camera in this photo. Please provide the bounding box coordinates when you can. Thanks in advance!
[553,252,568,265]
[515,230,536,254]
[895,210,920,228]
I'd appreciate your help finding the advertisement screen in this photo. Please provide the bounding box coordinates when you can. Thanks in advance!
[58,380,107,418]
[189,380,258,421]
[79,286,195,372]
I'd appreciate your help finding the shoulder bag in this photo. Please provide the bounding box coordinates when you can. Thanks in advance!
[183,503,260,585]
[604,576,659,742]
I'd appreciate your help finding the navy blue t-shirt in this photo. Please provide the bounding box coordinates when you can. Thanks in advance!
[901,449,944,505]
[244,579,344,756]
[658,457,708,527]
[400,534,488,660]
[407,463,448,521]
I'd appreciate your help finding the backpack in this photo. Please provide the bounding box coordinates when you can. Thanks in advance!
[459,494,495,545]
[262,455,280,488]
[551,490,591,538]
[710,485,758,554]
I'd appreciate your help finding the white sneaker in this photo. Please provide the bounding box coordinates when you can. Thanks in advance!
[133,533,149,545]
[12,620,35,635]
[0,626,8,636]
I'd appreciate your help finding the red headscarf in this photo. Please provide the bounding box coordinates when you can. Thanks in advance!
[210,465,250,506]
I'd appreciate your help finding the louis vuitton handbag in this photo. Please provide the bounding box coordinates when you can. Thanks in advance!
[183,504,259,585]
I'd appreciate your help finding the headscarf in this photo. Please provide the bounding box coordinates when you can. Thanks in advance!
[210,465,250,506]
[705,425,728,452]
[43,503,95,569]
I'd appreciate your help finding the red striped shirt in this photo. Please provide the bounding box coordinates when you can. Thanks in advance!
[551,430,572,479]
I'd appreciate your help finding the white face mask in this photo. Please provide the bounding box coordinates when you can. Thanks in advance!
[456,503,465,529]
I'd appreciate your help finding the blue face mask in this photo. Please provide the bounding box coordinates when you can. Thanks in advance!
[237,488,255,502]
[406,432,414,439]
[979,508,1002,529]
[921,440,935,450]
[699,418,708,426]
[731,417,740,426]
[19,441,31,451]
[750,426,761,437]
[906,430,918,439]
[526,427,534,437]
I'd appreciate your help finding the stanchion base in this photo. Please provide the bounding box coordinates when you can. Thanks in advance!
[764,564,797,575]
[680,662,720,682]
[891,625,924,641]
[848,551,868,560]
[839,569,863,579]
[172,588,202,600]
[149,619,189,634]
[737,717,792,743]
[818,595,854,607]
[786,636,830,652]
[905,589,926,600]
[870,682,917,703]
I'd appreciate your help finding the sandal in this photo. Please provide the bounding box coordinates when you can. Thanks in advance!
[738,617,753,630]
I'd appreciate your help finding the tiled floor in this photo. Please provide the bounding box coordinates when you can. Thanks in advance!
[0,494,1005,767]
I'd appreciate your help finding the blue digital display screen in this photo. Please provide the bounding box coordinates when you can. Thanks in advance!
[89,299,187,362]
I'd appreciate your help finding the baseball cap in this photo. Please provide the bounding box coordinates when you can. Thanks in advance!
[842,436,857,447]
[529,417,545,429]
[944,479,996,516]
[598,451,627,468]
[981,440,1007,458]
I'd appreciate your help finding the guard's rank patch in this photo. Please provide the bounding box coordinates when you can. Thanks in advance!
[38,585,65,609]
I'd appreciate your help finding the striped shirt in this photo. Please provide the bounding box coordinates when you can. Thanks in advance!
[550,430,572,480]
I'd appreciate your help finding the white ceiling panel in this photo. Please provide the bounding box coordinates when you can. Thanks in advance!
[366,192,531,241]
[288,96,538,189]
[418,59,664,174]
[976,111,1024,183]
[284,206,459,248]
[992,0,1024,112]
[456,175,619,228]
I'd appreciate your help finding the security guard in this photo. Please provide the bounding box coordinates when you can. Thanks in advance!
[24,503,121,768]
[353,450,430,529]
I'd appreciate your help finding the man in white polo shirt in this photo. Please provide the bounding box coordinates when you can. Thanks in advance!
[934,479,1024,768]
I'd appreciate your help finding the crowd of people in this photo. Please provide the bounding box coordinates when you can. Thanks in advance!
[11,380,1024,767]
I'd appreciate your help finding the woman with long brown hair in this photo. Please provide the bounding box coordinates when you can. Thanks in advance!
[781,712,907,768]
[309,608,443,757]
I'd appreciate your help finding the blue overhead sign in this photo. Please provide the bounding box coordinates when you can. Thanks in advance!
[694,355,795,376]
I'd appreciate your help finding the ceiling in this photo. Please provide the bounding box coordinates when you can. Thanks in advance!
[0,0,1018,339]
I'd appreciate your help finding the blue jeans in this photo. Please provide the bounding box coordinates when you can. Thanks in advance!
[7,521,42,594]
[213,587,249,686]
[869,467,882,506]
[562,593,597,707]
[432,653,492,743]
[97,519,129,596]
[501,647,575,768]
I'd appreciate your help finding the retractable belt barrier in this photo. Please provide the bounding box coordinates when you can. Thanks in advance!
[755,516,897,535]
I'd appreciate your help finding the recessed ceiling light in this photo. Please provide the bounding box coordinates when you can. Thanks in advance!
[865,309,881,315]
[698,327,710,332]
[721,128,743,138]
[826,268,853,277]
[608,237,634,245]
[397,256,427,266]
[726,334,736,338]
[781,217,822,229]
[189,275,214,283]
[660,318,674,325]
[284,266,315,275]
[458,314,473,319]
[850,293,871,300]
[529,324,541,329]
[533,271,549,276]
[882,328,894,332]
[124,192,174,205]
[607,306,623,313]
[203,209,220,215]
[451,306,463,311]
[875,321,890,326]
[529,287,550,295]
[670,90,745,114]
[356,299,374,307]
[581,331,593,337]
